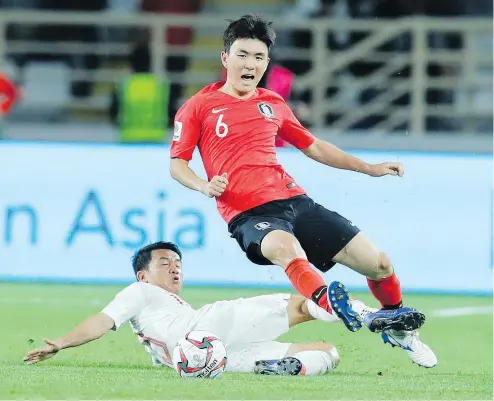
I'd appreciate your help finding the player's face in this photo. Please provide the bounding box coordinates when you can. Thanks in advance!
[221,38,269,96]
[139,249,183,294]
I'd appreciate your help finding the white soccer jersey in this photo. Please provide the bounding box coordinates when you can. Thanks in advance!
[101,282,202,368]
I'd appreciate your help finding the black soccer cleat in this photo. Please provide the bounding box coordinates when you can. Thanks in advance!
[327,281,362,332]
[254,357,303,375]
[364,307,426,333]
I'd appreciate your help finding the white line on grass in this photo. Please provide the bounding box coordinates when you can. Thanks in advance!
[432,306,493,317]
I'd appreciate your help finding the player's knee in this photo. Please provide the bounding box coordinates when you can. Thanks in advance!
[327,345,340,369]
[261,230,306,267]
[287,295,312,327]
[370,252,393,280]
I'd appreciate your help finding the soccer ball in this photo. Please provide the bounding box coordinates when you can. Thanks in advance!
[172,330,227,379]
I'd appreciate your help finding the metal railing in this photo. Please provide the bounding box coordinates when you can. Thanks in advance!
[0,11,491,134]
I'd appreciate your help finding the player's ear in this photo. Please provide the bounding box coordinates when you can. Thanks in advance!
[136,270,147,283]
[220,51,228,69]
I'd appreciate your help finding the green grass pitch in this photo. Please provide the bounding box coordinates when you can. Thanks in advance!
[1,283,492,400]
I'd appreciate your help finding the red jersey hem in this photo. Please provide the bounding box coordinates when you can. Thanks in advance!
[222,190,307,224]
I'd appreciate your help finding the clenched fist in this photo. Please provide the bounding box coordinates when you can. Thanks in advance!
[201,173,228,198]
[368,162,404,177]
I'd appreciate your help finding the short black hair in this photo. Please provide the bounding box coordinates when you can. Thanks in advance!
[223,14,276,54]
[132,241,182,276]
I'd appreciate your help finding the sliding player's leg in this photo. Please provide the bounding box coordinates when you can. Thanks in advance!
[192,293,292,352]
[289,292,367,328]
[223,304,340,376]
[196,291,356,374]
[252,342,340,376]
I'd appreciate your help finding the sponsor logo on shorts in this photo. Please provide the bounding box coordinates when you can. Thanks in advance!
[254,222,271,231]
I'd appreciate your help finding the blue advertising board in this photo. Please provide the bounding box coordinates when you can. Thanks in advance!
[0,142,491,294]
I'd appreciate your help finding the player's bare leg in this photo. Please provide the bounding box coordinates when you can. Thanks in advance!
[254,342,340,376]
[332,232,437,367]
[254,295,344,376]
[261,230,361,331]
[288,294,372,326]
[285,295,313,327]
[332,232,424,331]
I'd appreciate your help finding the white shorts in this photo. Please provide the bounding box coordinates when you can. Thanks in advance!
[191,293,292,373]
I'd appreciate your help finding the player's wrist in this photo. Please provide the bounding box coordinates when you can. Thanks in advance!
[358,163,373,175]
[198,180,208,195]
[52,339,64,350]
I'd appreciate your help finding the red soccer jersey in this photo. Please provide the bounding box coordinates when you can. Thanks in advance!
[170,82,316,223]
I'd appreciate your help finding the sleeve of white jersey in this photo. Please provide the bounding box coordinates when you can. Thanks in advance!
[101,282,147,330]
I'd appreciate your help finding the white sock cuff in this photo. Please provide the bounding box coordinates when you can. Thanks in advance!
[306,300,340,323]
[292,349,339,376]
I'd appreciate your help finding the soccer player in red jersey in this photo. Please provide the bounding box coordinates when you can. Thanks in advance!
[169,15,437,366]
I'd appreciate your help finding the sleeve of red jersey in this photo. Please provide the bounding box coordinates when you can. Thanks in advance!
[278,103,316,150]
[170,98,201,161]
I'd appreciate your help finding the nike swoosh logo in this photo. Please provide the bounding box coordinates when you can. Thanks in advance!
[212,108,228,114]
[314,287,326,299]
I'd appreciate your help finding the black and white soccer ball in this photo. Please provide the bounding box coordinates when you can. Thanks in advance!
[172,330,227,379]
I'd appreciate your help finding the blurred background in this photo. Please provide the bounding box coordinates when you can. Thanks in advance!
[0,0,492,295]
[0,0,492,146]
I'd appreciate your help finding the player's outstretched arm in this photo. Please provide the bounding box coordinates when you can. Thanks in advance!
[23,313,115,365]
[302,138,404,177]
[170,158,228,198]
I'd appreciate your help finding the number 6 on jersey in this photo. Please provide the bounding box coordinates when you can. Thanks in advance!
[215,114,229,138]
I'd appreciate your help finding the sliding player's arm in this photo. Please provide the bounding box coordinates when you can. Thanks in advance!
[23,313,114,365]
[279,106,404,178]
[23,284,146,365]
[170,101,228,198]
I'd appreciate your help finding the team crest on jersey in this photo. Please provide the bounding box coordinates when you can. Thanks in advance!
[257,102,275,119]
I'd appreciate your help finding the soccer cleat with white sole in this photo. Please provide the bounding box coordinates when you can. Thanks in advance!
[254,357,303,375]
[382,329,437,368]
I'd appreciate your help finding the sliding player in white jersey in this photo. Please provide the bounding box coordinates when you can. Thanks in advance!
[24,242,436,374]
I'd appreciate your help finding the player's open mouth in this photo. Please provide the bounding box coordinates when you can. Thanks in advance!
[241,74,255,81]
[172,275,181,283]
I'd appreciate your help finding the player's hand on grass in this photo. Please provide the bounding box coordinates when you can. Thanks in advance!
[368,162,404,177]
[23,338,61,365]
[201,173,228,198]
